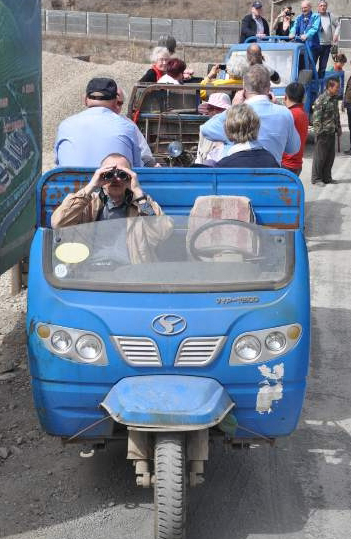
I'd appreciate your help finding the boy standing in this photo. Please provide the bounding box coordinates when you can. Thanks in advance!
[311,78,341,185]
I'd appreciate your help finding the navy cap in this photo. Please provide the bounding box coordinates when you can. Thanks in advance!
[86,77,117,100]
[252,1,263,7]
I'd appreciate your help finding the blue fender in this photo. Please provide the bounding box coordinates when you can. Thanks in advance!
[101,375,234,430]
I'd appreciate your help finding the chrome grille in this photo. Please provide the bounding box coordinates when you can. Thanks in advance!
[112,336,161,366]
[175,336,226,367]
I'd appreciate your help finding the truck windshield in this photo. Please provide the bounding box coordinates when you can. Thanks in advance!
[45,216,294,292]
[230,50,293,88]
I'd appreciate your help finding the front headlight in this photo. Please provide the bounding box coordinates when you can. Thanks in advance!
[234,335,261,362]
[230,324,302,365]
[265,331,286,353]
[76,334,102,362]
[51,330,72,353]
[36,324,108,365]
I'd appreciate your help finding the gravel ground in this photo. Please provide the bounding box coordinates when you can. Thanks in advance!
[42,51,208,170]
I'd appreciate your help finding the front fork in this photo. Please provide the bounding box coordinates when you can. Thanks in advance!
[127,429,209,488]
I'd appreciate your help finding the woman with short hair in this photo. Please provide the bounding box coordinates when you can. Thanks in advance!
[139,47,170,83]
[213,104,278,168]
[157,58,187,84]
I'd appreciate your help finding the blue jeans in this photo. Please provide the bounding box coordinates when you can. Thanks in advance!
[316,44,331,79]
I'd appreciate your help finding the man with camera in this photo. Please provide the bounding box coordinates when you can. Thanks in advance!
[51,153,165,228]
[273,6,295,37]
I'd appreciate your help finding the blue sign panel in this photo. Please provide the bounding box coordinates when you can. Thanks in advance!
[0,0,41,273]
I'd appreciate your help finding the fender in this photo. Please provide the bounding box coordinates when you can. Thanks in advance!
[101,375,234,431]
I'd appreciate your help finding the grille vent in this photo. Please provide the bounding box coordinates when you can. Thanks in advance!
[112,336,161,366]
[174,336,226,366]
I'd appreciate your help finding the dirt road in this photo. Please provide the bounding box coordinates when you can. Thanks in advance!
[1,143,351,539]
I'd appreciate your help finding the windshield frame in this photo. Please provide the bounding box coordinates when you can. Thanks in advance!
[43,221,295,293]
[228,49,293,89]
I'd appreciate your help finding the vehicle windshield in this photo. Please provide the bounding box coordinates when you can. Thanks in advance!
[229,50,293,88]
[45,216,294,292]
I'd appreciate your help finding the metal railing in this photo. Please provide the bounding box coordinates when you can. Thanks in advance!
[42,9,240,47]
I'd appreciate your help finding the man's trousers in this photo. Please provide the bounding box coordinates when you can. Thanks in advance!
[311,133,336,183]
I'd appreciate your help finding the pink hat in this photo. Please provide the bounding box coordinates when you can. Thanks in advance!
[198,92,232,115]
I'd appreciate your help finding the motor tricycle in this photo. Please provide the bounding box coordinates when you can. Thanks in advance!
[27,166,310,539]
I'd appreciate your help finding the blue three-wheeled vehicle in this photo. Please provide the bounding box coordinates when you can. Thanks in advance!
[27,166,310,539]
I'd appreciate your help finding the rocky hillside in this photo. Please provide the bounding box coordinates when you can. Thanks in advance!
[42,1,349,20]
[42,0,269,20]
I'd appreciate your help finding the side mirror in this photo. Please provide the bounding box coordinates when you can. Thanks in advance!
[298,69,313,84]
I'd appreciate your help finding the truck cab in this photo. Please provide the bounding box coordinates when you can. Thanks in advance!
[225,40,322,113]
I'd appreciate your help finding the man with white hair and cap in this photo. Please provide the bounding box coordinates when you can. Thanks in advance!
[196,93,231,164]
[240,2,270,43]
[316,0,340,79]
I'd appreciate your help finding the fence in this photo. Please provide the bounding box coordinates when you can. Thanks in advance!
[42,9,240,47]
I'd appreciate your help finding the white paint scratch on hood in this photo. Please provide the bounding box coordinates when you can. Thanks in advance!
[256,363,284,414]
[256,382,283,414]
[258,363,284,380]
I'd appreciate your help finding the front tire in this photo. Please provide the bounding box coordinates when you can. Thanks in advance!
[154,433,186,539]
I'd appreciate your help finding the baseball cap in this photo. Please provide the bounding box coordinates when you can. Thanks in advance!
[252,1,263,8]
[86,77,118,100]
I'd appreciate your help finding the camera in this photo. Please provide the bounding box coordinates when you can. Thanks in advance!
[101,168,131,183]
[285,10,294,16]
[219,64,227,71]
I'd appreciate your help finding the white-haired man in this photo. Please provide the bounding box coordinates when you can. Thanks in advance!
[289,1,321,64]
[316,0,340,78]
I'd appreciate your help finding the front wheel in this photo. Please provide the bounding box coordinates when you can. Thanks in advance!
[154,433,186,539]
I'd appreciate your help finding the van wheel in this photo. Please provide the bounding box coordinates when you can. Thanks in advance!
[154,433,186,539]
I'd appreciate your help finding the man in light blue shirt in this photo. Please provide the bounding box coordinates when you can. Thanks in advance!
[54,77,142,168]
[201,64,300,166]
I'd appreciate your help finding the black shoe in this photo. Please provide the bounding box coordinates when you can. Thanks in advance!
[343,149,351,155]
[311,179,323,185]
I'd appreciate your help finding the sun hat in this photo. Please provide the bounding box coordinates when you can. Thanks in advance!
[86,78,117,100]
[198,92,232,115]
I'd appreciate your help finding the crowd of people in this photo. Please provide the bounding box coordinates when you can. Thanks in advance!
[53,0,349,226]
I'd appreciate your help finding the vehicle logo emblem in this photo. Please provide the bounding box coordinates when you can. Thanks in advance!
[151,314,187,336]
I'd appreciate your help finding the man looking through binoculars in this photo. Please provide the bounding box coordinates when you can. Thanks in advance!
[51,153,165,228]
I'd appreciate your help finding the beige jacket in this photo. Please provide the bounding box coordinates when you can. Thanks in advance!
[51,189,173,264]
